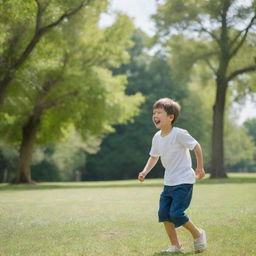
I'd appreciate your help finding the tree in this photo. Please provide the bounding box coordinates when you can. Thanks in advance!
[0,3,144,183]
[153,0,256,177]
[0,143,19,183]
[0,0,100,106]
[44,129,101,181]
[224,119,254,167]
[86,30,214,180]
[244,118,256,144]
[179,65,215,168]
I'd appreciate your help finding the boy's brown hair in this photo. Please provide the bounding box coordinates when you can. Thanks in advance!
[153,98,181,124]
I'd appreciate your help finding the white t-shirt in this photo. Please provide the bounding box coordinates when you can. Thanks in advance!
[149,127,198,186]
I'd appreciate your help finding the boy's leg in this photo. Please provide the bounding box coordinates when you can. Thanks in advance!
[163,221,182,248]
[158,187,183,251]
[159,187,180,246]
[168,184,193,228]
[183,220,207,252]
[183,220,201,239]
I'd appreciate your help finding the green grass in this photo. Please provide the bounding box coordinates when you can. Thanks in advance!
[0,173,256,256]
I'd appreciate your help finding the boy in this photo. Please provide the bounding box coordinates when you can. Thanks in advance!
[138,98,206,253]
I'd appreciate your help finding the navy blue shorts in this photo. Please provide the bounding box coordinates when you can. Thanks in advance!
[158,184,193,228]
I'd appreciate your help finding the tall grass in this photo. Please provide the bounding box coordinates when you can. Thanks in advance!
[0,173,255,256]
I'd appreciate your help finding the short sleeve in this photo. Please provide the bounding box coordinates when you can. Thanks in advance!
[176,129,198,150]
[149,134,160,157]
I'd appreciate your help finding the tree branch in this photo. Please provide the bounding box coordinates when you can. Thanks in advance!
[230,14,256,58]
[195,50,218,71]
[204,59,218,76]
[0,0,92,106]
[230,29,244,49]
[41,0,91,32]
[14,0,91,70]
[226,65,256,82]
[35,0,42,31]
[43,91,79,110]
[195,21,220,45]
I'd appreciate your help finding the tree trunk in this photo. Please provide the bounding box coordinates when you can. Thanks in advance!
[0,73,13,106]
[75,169,82,182]
[14,116,41,184]
[2,168,8,183]
[13,72,60,183]
[210,80,228,178]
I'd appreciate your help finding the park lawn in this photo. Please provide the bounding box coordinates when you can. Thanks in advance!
[0,173,256,256]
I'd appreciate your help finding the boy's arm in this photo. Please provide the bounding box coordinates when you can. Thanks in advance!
[138,156,159,182]
[193,143,205,179]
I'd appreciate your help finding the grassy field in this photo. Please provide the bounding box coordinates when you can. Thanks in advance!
[0,173,256,256]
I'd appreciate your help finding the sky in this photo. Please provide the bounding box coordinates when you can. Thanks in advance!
[111,0,157,35]
[101,0,156,35]
[102,0,255,124]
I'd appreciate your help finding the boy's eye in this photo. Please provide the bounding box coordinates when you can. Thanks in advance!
[153,110,162,115]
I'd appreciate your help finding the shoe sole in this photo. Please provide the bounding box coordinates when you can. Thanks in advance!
[194,229,207,253]
[195,248,206,254]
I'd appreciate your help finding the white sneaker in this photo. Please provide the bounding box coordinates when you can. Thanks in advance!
[166,245,183,253]
[194,229,207,253]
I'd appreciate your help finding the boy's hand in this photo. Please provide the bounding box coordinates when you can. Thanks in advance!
[138,171,146,182]
[195,168,205,180]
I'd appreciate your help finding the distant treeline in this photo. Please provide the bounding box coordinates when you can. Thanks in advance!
[0,0,255,183]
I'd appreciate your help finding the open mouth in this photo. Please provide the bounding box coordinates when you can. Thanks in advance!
[154,119,161,125]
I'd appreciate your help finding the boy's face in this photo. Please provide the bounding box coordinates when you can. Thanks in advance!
[152,108,174,129]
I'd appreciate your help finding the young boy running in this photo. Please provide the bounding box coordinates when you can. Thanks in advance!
[138,98,207,253]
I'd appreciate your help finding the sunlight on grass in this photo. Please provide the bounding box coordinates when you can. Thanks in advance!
[0,173,255,256]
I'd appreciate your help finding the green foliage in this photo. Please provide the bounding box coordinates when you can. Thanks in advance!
[220,105,256,172]
[227,34,256,98]
[85,30,189,180]
[153,0,256,177]
[0,0,36,64]
[31,160,61,182]
[178,66,215,167]
[50,128,101,181]
[165,35,216,84]
[244,118,256,144]
[1,1,254,182]
[85,24,256,180]
[0,0,145,182]
[1,2,143,142]
[153,0,256,98]
[0,143,19,182]
[224,121,254,166]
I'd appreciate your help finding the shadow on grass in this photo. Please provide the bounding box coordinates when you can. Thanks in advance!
[0,182,163,191]
[0,175,255,191]
[197,176,256,185]
[152,251,195,255]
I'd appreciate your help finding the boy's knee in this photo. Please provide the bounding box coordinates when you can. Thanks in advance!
[158,208,169,221]
[169,211,189,227]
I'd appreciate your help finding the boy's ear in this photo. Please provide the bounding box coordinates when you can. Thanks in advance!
[169,114,174,122]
